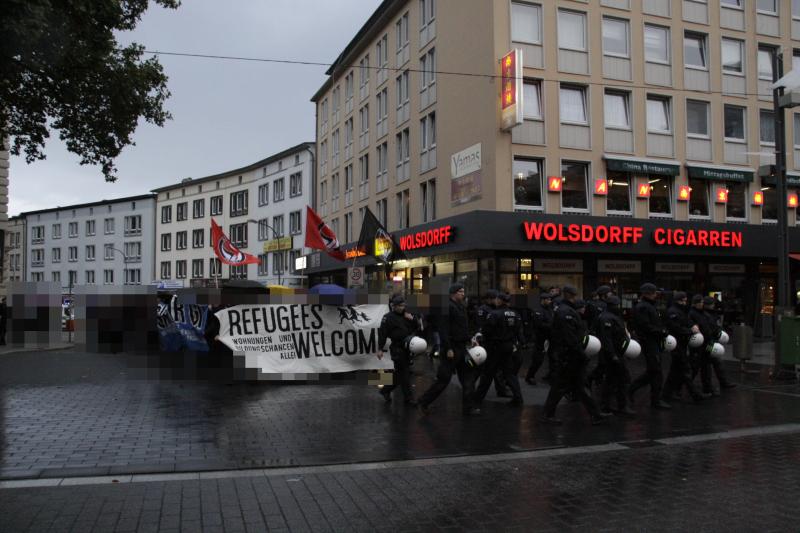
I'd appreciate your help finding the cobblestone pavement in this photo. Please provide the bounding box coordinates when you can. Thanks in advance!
[1,350,799,480]
[1,428,799,532]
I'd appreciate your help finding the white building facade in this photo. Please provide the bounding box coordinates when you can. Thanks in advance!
[4,215,25,285]
[152,142,315,288]
[22,195,157,289]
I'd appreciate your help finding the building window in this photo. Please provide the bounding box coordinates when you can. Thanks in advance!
[290,172,302,197]
[52,247,61,263]
[193,199,205,218]
[104,270,114,284]
[124,215,141,236]
[192,229,204,248]
[191,259,204,279]
[344,212,353,243]
[420,49,436,93]
[85,245,95,261]
[272,215,284,238]
[258,254,269,276]
[272,252,285,276]
[85,220,96,236]
[760,109,776,145]
[258,183,269,206]
[758,46,775,81]
[646,96,671,133]
[176,202,188,221]
[724,105,746,141]
[607,172,632,214]
[210,258,222,278]
[523,80,542,120]
[684,31,707,69]
[229,224,247,247]
[290,210,302,235]
[273,178,285,202]
[124,241,142,262]
[687,100,710,137]
[360,55,370,87]
[161,261,171,279]
[511,2,541,44]
[722,0,743,7]
[560,85,587,124]
[648,176,673,216]
[396,189,410,229]
[420,112,436,153]
[561,161,589,211]
[644,25,670,64]
[176,231,187,250]
[421,179,436,222]
[762,186,778,221]
[604,90,631,129]
[726,182,747,220]
[289,250,301,275]
[794,0,800,17]
[757,0,778,14]
[52,223,62,239]
[67,270,77,286]
[689,179,710,217]
[230,190,248,216]
[558,9,586,51]
[32,225,44,243]
[376,198,388,227]
[344,71,354,103]
[103,218,114,235]
[722,38,744,74]
[52,271,61,284]
[257,219,270,241]
[161,233,171,252]
[68,222,78,237]
[210,195,223,215]
[104,244,114,260]
[175,260,187,279]
[161,206,172,224]
[85,270,95,285]
[513,157,543,210]
[602,17,629,58]
[397,128,410,169]
[68,246,78,262]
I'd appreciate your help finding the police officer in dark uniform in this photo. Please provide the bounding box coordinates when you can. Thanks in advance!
[662,292,707,403]
[418,283,480,416]
[690,296,736,395]
[475,290,510,397]
[526,292,554,385]
[540,286,607,425]
[475,292,524,406]
[629,283,672,409]
[376,294,420,405]
[597,295,636,416]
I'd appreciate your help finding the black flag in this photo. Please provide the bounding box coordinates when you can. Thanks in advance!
[356,207,407,264]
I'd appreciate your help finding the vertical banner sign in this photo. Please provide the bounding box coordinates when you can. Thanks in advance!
[500,49,523,131]
[678,185,691,201]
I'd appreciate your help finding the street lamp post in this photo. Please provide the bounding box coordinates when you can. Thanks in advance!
[245,219,286,286]
[110,247,128,286]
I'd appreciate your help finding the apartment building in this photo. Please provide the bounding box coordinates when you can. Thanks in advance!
[309,0,800,332]
[152,143,315,288]
[21,195,156,289]
[4,216,25,286]
[0,139,9,296]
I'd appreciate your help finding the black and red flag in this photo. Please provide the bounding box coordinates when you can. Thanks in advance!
[210,219,259,266]
[305,206,346,261]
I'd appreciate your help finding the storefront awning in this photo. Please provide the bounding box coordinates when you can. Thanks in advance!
[686,164,754,182]
[604,155,681,176]
[761,173,800,187]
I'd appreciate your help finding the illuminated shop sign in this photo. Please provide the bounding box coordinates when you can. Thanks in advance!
[399,225,454,251]
[500,49,523,131]
[523,222,743,249]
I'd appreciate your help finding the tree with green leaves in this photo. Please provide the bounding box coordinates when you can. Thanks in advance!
[0,0,180,182]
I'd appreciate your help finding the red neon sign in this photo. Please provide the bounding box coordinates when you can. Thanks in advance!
[637,184,651,198]
[716,188,729,203]
[789,193,799,208]
[345,248,366,259]
[678,185,691,201]
[752,191,764,206]
[594,179,608,196]
[398,225,453,251]
[501,51,517,110]
[548,176,563,192]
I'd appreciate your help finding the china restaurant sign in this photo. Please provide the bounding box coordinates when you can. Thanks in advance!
[522,221,743,249]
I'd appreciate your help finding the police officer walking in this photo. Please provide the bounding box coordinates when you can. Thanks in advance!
[586,286,612,389]
[376,294,420,405]
[597,295,635,416]
[525,292,554,385]
[474,292,524,406]
[418,284,481,416]
[690,296,736,395]
[540,286,607,425]
[475,289,510,397]
[628,283,672,410]
[662,292,707,403]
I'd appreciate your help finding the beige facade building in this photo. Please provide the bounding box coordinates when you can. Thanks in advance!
[0,139,9,295]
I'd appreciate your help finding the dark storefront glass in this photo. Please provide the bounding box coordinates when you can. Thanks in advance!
[607,171,632,213]
[513,157,543,209]
[561,161,588,210]
[689,178,710,217]
[726,181,747,219]
[762,185,778,221]
[648,175,672,215]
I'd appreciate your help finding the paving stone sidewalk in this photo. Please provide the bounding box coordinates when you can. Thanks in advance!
[1,429,798,533]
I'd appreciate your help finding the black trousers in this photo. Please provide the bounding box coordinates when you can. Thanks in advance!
[629,349,663,406]
[543,354,600,418]
[475,343,521,402]
[383,354,414,401]
[663,347,702,400]
[697,352,731,391]
[419,346,478,413]
[601,357,630,410]
[526,339,548,380]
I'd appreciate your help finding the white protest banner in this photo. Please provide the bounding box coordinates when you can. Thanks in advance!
[215,304,395,373]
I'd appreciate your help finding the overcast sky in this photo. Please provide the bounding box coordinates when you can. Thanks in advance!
[8,0,381,216]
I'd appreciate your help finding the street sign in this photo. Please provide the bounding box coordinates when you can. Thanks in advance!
[263,236,293,253]
[347,266,365,289]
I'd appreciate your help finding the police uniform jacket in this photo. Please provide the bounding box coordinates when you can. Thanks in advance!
[666,304,693,350]
[483,306,524,348]
[632,298,667,353]
[532,306,554,345]
[378,311,419,360]
[597,309,627,361]
[436,297,471,356]
[688,308,721,350]
[585,299,607,333]
[551,299,587,360]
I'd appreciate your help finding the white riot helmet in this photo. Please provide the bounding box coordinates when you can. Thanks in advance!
[688,332,705,348]
[622,338,641,359]
[467,346,487,367]
[583,335,601,357]
[406,336,428,355]
[710,342,725,360]
[717,331,730,345]
[661,335,677,352]
[543,339,550,353]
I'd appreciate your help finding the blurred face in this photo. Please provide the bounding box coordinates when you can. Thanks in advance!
[678,298,688,306]
[393,302,406,313]
[541,297,551,308]
[643,291,657,301]
[452,288,465,303]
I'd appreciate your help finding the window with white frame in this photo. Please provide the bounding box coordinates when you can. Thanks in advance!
[760,109,776,144]
[160,262,171,279]
[104,244,114,260]
[396,12,409,51]
[757,0,778,14]
[560,85,588,124]
[176,231,187,250]
[126,269,141,285]
[344,212,353,243]
[258,183,269,206]
[561,161,589,211]
[85,220,95,236]
[396,189,410,229]
[103,218,114,235]
[345,164,354,197]
[378,143,388,175]
[257,219,270,241]
[193,199,204,218]
[229,224,247,247]
[52,223,62,239]
[602,17,629,57]
[161,206,172,224]
[52,271,60,283]
[421,179,436,222]
[68,246,78,262]
[359,105,370,134]
[289,250,301,275]
[558,10,586,51]
[359,55,370,87]
[192,259,204,279]
[648,175,673,216]
[359,154,369,184]
[646,95,671,133]
[290,211,301,235]
[160,233,171,252]
[32,225,44,243]
[420,49,436,93]
[290,172,302,197]
[684,31,708,69]
[758,46,775,81]
[344,71,354,103]
[68,222,78,237]
[724,105,746,141]
[230,190,248,216]
[32,249,44,267]
[420,112,436,153]
[722,38,744,74]
[689,179,710,217]
[511,2,542,44]
[210,195,223,215]
[31,272,44,282]
[104,269,114,284]
[726,181,748,220]
[85,270,95,284]
[272,251,285,275]
[175,260,187,279]
[124,241,141,262]
[794,0,800,17]
[397,128,410,168]
[67,270,77,286]
[273,178,285,203]
[176,202,187,221]
[377,198,388,227]
[272,215,284,238]
[396,71,409,111]
[644,25,670,64]
[377,89,388,127]
[258,254,269,276]
[85,245,95,261]
[377,34,388,70]
[52,247,61,263]
[607,172,632,214]
[192,229,204,248]
[345,118,353,150]
[210,258,222,278]
[124,215,141,236]
[523,80,542,120]
[722,0,743,7]
[687,100,710,137]
[230,264,247,280]
[604,90,631,129]
[420,0,435,31]
[513,157,543,210]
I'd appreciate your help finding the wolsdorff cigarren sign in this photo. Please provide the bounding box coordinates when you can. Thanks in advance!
[215,304,395,373]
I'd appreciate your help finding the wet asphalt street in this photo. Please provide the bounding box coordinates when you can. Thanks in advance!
[0,348,799,531]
